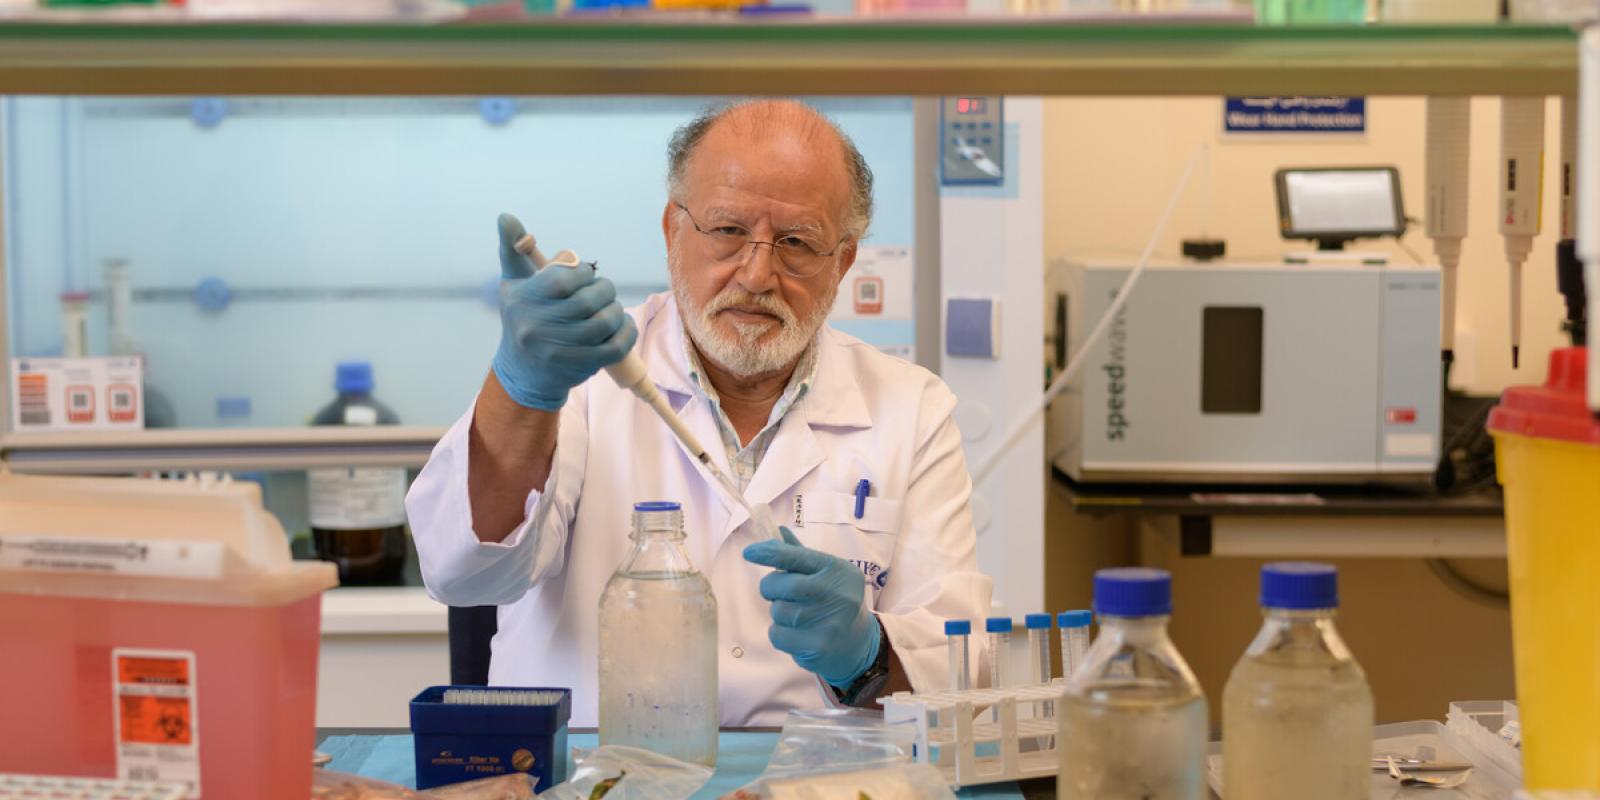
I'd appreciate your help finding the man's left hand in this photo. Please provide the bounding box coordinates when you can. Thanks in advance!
[742,526,881,688]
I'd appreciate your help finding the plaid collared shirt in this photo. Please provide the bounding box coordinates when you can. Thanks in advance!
[681,329,819,493]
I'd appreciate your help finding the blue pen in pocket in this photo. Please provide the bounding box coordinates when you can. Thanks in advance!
[854,479,870,519]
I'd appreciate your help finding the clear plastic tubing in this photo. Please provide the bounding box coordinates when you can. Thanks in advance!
[986,617,1013,689]
[945,619,972,691]
[1057,609,1092,683]
[1024,614,1053,686]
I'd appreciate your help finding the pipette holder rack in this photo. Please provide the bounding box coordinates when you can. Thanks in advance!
[879,682,1064,787]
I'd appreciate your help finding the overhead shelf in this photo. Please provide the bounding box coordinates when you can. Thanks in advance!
[0,20,1578,96]
[0,425,447,473]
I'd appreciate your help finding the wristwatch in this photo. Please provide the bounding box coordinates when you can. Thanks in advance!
[833,625,892,707]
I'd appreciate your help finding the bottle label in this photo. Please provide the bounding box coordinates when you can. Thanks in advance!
[308,467,407,529]
[113,648,201,797]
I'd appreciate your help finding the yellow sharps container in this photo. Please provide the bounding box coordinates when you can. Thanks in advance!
[1488,346,1600,791]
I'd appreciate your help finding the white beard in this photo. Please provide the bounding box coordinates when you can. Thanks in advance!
[670,249,836,379]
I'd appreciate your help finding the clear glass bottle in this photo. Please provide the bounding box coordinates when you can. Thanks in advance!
[1222,563,1373,800]
[598,501,719,767]
[1059,568,1207,800]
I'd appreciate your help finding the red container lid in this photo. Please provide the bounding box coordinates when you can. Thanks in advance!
[1487,347,1600,446]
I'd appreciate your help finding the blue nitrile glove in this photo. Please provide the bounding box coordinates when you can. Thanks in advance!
[491,213,637,411]
[743,526,882,688]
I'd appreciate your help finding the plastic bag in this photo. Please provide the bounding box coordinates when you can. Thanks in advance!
[719,708,956,800]
[311,769,538,800]
[535,745,714,800]
[760,708,917,777]
[719,763,955,800]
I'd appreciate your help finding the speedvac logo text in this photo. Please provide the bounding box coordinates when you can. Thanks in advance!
[1104,292,1129,442]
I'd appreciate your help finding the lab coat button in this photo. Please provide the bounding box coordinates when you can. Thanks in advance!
[731,646,745,659]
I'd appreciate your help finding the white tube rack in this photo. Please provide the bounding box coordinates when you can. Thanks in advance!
[879,682,1064,787]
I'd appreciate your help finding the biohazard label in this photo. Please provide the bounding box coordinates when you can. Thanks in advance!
[113,649,200,798]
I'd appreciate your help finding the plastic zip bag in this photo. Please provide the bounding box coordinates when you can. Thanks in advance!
[720,709,956,800]
[311,769,537,800]
[535,745,713,800]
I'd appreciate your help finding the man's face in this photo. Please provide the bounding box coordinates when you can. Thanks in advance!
[663,120,858,380]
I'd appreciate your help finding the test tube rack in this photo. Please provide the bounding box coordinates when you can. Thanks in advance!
[879,682,1064,787]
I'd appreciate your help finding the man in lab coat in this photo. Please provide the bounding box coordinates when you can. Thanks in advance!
[407,99,991,727]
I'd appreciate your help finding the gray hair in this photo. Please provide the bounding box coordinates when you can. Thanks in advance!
[666,99,874,240]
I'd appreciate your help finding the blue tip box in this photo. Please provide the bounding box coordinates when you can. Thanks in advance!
[409,686,571,792]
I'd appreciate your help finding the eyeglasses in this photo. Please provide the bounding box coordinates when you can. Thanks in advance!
[674,202,847,279]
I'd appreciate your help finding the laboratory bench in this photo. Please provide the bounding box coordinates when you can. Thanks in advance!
[313,728,1049,799]
[1050,464,1507,559]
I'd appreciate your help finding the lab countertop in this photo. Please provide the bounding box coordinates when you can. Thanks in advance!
[314,729,1046,799]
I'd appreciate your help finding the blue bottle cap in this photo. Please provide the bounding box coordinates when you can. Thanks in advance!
[633,501,682,512]
[1057,609,1093,628]
[944,619,971,636]
[336,361,374,394]
[1024,613,1052,630]
[985,617,1013,633]
[1261,562,1339,609]
[1093,568,1173,617]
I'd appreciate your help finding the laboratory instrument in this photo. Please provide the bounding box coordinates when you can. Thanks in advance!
[1559,95,1587,348]
[946,619,973,691]
[986,617,1013,689]
[509,232,781,541]
[409,685,571,791]
[1274,166,1407,253]
[1500,96,1546,369]
[0,472,337,800]
[597,501,718,767]
[1024,614,1052,688]
[1053,259,1441,484]
[1488,347,1600,790]
[308,360,409,585]
[1059,568,1206,800]
[1056,610,1091,683]
[1425,97,1472,368]
[1221,562,1373,800]
[0,774,187,800]
[1383,756,1473,788]
[103,259,176,428]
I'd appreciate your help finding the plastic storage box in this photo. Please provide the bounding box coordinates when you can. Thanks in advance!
[0,472,338,800]
[410,686,572,792]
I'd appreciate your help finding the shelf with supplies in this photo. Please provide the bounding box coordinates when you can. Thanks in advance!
[0,425,447,474]
[0,20,1578,97]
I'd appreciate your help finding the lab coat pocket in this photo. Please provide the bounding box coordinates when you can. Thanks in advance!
[790,490,902,596]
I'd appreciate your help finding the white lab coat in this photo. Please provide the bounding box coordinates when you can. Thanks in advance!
[407,292,992,727]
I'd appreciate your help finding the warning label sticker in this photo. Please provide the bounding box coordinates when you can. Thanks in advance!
[113,649,200,797]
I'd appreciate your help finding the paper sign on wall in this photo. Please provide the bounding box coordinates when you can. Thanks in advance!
[9,356,144,431]
[830,246,912,321]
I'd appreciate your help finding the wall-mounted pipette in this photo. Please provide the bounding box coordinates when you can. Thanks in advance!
[1499,96,1547,369]
[1559,95,1587,347]
[1425,96,1472,370]
[509,229,780,540]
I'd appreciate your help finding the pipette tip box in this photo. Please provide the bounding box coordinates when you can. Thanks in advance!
[409,686,571,792]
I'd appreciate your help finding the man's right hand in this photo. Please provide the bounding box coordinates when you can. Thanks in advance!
[491,213,638,411]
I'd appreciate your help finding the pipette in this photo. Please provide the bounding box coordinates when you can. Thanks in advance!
[1499,96,1546,369]
[1424,96,1471,369]
[510,232,781,540]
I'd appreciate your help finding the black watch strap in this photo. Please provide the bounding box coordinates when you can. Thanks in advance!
[834,624,892,706]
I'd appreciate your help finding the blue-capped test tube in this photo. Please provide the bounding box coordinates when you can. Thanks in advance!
[945,619,972,691]
[986,617,1013,689]
[1024,614,1053,686]
[1057,609,1092,683]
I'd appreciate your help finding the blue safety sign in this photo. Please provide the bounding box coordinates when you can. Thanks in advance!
[1224,96,1366,134]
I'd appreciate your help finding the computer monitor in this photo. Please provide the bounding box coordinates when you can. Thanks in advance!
[1275,166,1406,251]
